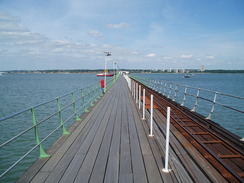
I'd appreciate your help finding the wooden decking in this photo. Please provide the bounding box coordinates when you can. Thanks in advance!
[17,76,226,183]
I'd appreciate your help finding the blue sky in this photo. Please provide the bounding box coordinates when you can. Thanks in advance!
[0,0,243,70]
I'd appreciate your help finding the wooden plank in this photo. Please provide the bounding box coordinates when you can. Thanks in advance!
[29,84,115,183]
[129,97,163,182]
[141,110,177,183]
[73,87,118,183]
[126,87,148,183]
[17,106,93,183]
[104,86,122,183]
[29,101,108,182]
[119,85,133,183]
[218,154,243,159]
[46,93,114,182]
[192,132,210,135]
[88,87,120,182]
[153,109,228,183]
[202,140,222,144]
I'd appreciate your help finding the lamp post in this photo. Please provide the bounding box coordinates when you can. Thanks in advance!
[114,62,116,83]
[104,52,111,93]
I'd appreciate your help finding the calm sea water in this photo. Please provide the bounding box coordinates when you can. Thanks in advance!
[0,73,101,182]
[0,73,243,182]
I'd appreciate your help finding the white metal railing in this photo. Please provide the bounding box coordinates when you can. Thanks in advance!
[128,78,172,173]
[149,79,244,120]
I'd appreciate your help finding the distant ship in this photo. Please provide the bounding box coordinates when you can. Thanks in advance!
[183,74,191,78]
[97,72,114,77]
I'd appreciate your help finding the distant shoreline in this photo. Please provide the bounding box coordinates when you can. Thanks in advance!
[1,69,244,74]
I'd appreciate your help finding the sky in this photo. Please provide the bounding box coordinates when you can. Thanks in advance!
[0,0,244,70]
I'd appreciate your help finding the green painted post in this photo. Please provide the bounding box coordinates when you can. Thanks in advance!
[88,86,94,107]
[99,82,103,97]
[93,84,98,102]
[31,107,50,159]
[82,88,89,112]
[96,83,101,99]
[57,99,70,135]
[72,93,81,121]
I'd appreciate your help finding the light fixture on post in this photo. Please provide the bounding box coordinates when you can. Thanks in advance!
[104,52,111,93]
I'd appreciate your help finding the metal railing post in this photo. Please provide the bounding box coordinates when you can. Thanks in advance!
[163,83,167,96]
[206,92,218,119]
[57,98,70,134]
[133,81,136,99]
[192,88,200,112]
[167,83,172,98]
[82,88,89,112]
[159,81,163,94]
[72,92,81,121]
[149,95,154,137]
[139,85,141,109]
[181,87,188,106]
[136,82,138,103]
[88,86,94,107]
[173,85,178,101]
[31,107,50,159]
[142,89,146,120]
[163,107,171,173]
[92,85,97,102]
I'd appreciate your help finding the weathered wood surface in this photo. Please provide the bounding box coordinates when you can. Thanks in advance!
[17,76,225,183]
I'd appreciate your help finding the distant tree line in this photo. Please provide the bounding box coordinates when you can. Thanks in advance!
[3,69,244,74]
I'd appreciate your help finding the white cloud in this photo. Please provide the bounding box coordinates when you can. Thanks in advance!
[181,54,193,58]
[163,56,173,60]
[106,22,130,29]
[206,55,215,59]
[88,30,103,38]
[146,53,156,57]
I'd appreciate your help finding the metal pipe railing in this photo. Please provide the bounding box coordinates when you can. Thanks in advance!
[0,75,119,180]
[131,76,243,118]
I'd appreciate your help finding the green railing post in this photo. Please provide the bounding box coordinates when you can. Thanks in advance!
[99,83,103,97]
[96,83,101,99]
[88,86,94,107]
[57,98,70,135]
[31,107,50,159]
[82,88,89,112]
[72,92,81,121]
[93,84,98,102]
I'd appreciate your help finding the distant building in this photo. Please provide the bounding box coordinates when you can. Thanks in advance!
[200,65,205,72]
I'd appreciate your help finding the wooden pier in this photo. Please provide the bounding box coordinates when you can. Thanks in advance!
[17,76,241,183]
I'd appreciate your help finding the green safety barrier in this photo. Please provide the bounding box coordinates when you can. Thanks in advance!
[0,74,120,181]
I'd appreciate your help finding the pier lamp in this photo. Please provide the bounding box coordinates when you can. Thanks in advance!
[104,52,111,93]
[114,62,116,83]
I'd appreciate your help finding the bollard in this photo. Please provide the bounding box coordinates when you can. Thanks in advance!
[163,107,171,173]
[149,95,154,137]
[142,89,146,120]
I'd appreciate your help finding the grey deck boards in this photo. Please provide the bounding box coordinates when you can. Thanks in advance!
[18,76,222,183]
